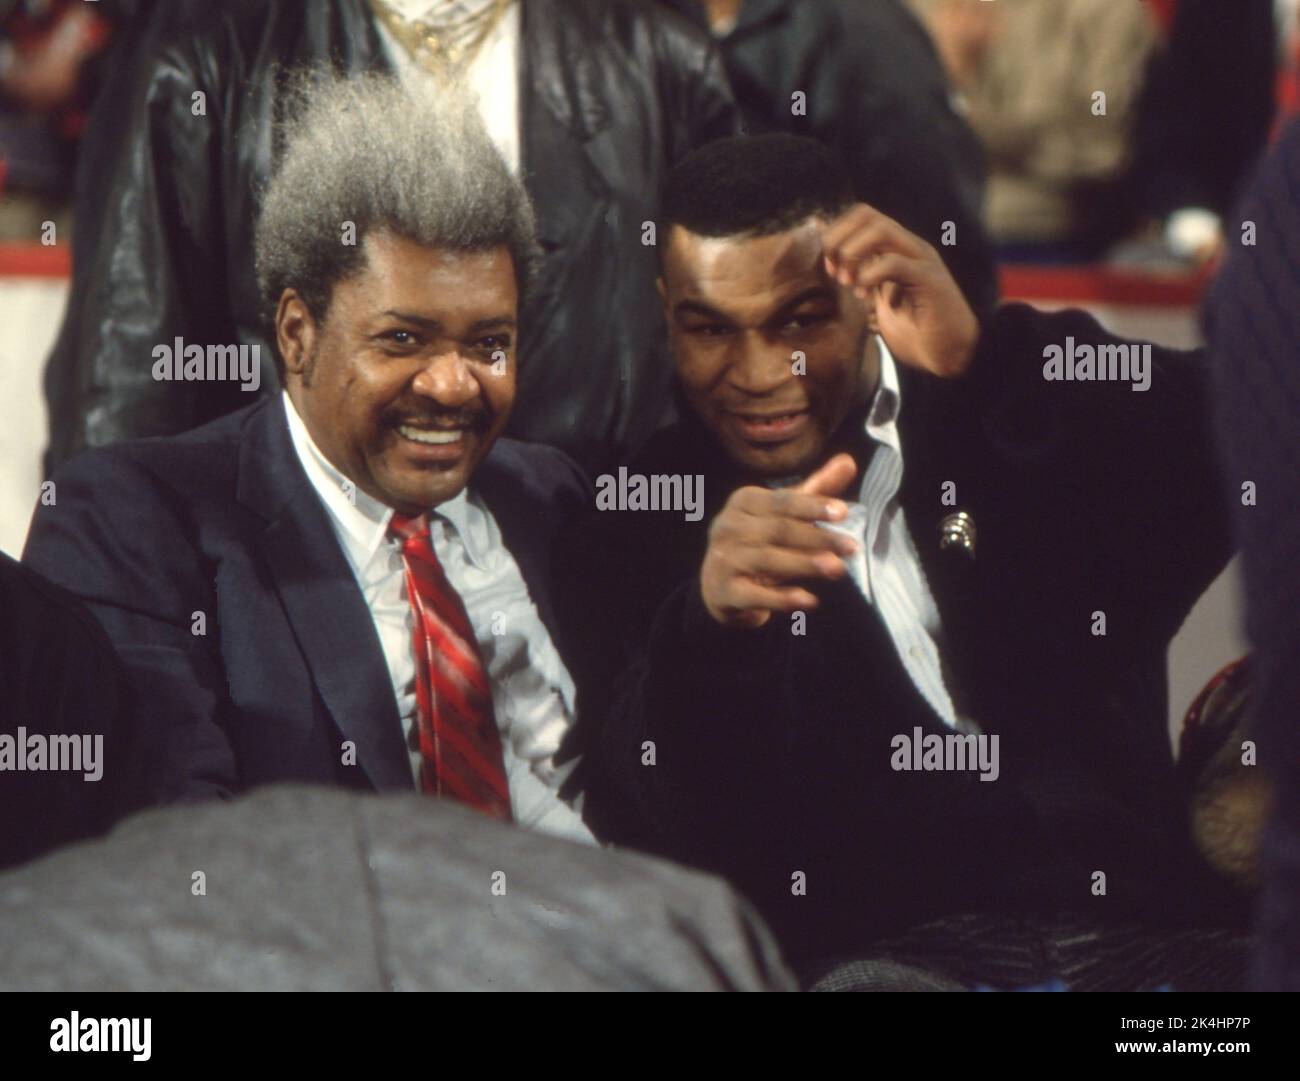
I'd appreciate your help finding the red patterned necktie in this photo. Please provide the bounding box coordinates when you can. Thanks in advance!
[390,512,512,820]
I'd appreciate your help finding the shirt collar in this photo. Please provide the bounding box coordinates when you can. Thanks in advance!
[866,335,902,434]
[282,392,490,573]
[283,393,392,576]
[430,487,491,573]
[758,336,902,492]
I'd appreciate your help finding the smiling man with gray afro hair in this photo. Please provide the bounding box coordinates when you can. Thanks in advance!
[254,69,541,341]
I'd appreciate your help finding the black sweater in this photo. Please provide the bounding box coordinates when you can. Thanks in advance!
[560,303,1245,963]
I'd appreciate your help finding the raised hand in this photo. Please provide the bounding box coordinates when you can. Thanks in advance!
[820,204,979,379]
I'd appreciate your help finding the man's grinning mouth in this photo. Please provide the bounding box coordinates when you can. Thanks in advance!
[397,424,465,445]
[734,411,804,422]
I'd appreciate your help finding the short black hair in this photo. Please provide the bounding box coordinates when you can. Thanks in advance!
[660,133,855,246]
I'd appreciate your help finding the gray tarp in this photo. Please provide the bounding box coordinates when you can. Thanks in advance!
[0,785,795,991]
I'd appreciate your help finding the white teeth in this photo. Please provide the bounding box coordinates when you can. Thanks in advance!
[398,425,463,445]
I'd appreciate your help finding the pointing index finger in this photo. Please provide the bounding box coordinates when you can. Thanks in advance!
[796,452,858,500]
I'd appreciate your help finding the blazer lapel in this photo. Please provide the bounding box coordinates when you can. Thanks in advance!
[236,400,412,792]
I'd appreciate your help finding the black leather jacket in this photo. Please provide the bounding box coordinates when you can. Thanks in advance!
[661,0,998,313]
[43,0,739,474]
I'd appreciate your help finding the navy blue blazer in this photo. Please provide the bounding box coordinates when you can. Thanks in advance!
[23,397,589,806]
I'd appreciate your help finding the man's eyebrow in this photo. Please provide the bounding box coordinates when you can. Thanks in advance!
[374,311,516,334]
[672,298,735,322]
[377,310,441,330]
[672,285,834,325]
[768,285,836,319]
[466,316,516,334]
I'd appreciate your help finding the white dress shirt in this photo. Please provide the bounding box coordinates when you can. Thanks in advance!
[283,393,593,843]
[374,1,522,175]
[820,338,969,731]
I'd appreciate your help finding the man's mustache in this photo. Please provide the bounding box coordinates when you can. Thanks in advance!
[383,408,487,430]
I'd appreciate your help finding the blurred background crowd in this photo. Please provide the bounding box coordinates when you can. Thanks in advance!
[5,0,1296,253]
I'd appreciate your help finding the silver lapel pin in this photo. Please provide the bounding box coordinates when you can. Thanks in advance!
[938,511,976,559]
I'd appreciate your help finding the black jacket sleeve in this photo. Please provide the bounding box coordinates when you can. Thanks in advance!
[962,302,1234,643]
[586,571,792,861]
[0,554,134,868]
[22,449,240,806]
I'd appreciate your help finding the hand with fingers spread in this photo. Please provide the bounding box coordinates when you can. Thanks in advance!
[820,204,980,379]
[700,453,860,629]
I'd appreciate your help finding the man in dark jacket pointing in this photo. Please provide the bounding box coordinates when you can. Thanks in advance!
[564,134,1249,989]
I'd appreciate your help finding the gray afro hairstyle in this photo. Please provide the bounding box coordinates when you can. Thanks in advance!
[255,68,541,335]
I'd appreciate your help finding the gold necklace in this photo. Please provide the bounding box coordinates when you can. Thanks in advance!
[370,0,512,74]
